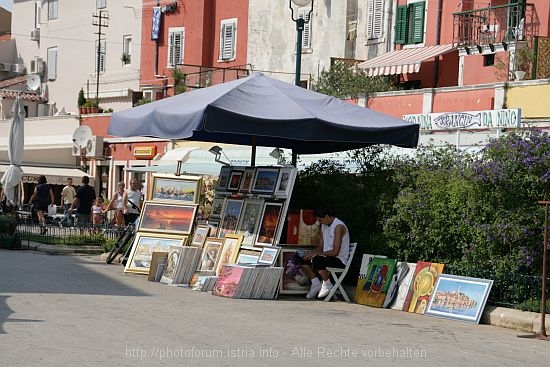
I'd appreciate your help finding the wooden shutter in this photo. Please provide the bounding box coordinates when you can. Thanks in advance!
[221,22,236,60]
[168,28,184,67]
[410,2,425,44]
[298,9,311,48]
[35,1,41,28]
[368,0,384,39]
[47,47,57,81]
[395,5,407,44]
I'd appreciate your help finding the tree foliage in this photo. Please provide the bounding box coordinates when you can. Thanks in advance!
[312,62,397,98]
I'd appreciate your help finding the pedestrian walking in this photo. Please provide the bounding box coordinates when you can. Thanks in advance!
[29,175,54,234]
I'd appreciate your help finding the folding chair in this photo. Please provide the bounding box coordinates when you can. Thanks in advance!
[323,242,357,302]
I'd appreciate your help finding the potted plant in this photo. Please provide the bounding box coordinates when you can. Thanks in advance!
[77,88,86,115]
[89,98,100,114]
[514,43,534,81]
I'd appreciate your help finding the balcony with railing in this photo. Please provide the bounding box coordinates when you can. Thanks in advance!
[453,3,535,50]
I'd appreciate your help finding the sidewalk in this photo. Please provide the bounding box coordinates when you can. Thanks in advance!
[24,243,550,336]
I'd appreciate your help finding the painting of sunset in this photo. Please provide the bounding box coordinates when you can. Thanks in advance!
[138,201,198,235]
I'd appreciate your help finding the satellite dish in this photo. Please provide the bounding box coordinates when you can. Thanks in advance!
[26,75,41,91]
[72,125,92,148]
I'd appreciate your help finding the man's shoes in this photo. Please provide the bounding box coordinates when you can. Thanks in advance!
[318,283,333,298]
[306,283,322,299]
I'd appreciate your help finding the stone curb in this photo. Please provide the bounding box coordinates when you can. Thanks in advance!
[21,244,550,335]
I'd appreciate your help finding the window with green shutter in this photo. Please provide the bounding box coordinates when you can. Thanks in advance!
[394,1,425,45]
[395,5,407,44]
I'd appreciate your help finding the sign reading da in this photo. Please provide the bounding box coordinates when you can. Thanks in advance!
[403,109,521,132]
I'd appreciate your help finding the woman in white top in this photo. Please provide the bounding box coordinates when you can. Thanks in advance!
[105,182,126,228]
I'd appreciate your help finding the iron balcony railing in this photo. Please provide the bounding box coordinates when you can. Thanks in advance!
[453,3,535,47]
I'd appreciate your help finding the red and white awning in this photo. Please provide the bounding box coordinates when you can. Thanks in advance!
[356,44,455,76]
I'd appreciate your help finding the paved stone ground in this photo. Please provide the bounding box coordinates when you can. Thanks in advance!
[1,250,549,367]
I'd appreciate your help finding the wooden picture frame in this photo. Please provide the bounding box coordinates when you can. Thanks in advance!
[191,225,210,247]
[279,247,312,294]
[274,167,295,197]
[251,167,280,195]
[255,202,283,247]
[425,274,494,324]
[147,251,169,281]
[210,197,226,218]
[239,167,256,195]
[125,233,186,274]
[236,198,264,247]
[160,245,184,284]
[216,166,232,192]
[150,173,201,204]
[197,237,224,273]
[215,234,244,276]
[258,246,280,266]
[138,201,198,235]
[218,199,244,238]
[227,170,244,192]
[207,219,220,237]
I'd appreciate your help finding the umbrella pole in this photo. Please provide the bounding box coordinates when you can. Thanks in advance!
[251,136,256,167]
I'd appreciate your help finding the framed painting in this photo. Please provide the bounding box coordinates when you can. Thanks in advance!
[227,170,244,192]
[279,248,311,294]
[160,245,184,284]
[215,166,232,192]
[191,225,210,247]
[355,257,397,307]
[218,199,244,238]
[251,167,280,195]
[215,234,244,276]
[258,246,280,266]
[274,167,295,197]
[236,198,264,247]
[207,219,220,237]
[237,253,260,264]
[255,202,283,247]
[210,197,226,218]
[239,167,256,195]
[124,233,185,274]
[150,174,201,204]
[402,261,445,314]
[196,237,224,273]
[425,274,494,324]
[138,201,198,235]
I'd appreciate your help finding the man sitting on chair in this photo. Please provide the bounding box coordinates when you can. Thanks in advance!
[299,208,350,299]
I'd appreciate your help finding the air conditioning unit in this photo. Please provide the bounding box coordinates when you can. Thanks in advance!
[72,144,82,157]
[0,62,12,72]
[85,136,104,157]
[12,64,25,74]
[30,28,40,41]
[30,57,44,75]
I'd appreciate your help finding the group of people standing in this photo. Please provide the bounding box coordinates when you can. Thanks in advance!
[29,175,142,232]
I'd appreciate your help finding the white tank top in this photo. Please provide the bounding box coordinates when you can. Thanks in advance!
[321,217,350,264]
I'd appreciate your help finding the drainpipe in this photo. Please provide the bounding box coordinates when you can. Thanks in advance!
[433,0,444,87]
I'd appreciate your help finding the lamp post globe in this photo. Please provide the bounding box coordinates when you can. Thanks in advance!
[291,0,312,6]
[288,0,314,86]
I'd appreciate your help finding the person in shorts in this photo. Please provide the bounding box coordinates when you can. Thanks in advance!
[30,175,54,234]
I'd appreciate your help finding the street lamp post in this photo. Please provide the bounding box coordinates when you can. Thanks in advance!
[288,0,314,86]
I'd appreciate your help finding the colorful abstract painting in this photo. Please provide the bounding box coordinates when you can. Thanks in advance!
[402,261,445,314]
[355,257,397,307]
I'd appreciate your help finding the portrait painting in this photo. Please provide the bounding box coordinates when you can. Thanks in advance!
[138,201,198,235]
[197,238,224,273]
[274,167,295,197]
[215,234,244,276]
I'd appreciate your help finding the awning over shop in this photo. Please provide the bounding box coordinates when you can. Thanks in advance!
[0,165,93,185]
[356,44,455,76]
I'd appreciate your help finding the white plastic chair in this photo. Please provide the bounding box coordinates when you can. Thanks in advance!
[323,242,357,302]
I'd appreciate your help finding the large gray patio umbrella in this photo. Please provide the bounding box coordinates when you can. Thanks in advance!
[108,73,419,158]
[1,97,25,207]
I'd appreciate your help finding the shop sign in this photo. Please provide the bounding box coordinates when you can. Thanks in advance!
[133,146,157,159]
[403,109,521,131]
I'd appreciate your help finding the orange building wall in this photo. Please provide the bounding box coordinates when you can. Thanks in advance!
[211,0,249,68]
[367,94,425,119]
[432,88,495,113]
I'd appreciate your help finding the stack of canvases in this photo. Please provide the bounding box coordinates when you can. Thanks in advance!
[211,247,284,299]
[354,256,494,324]
[123,173,203,285]
[190,165,297,298]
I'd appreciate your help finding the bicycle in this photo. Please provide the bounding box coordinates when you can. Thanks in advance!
[105,218,138,264]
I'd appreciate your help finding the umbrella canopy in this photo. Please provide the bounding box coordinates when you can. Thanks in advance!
[0,97,24,206]
[108,73,419,154]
